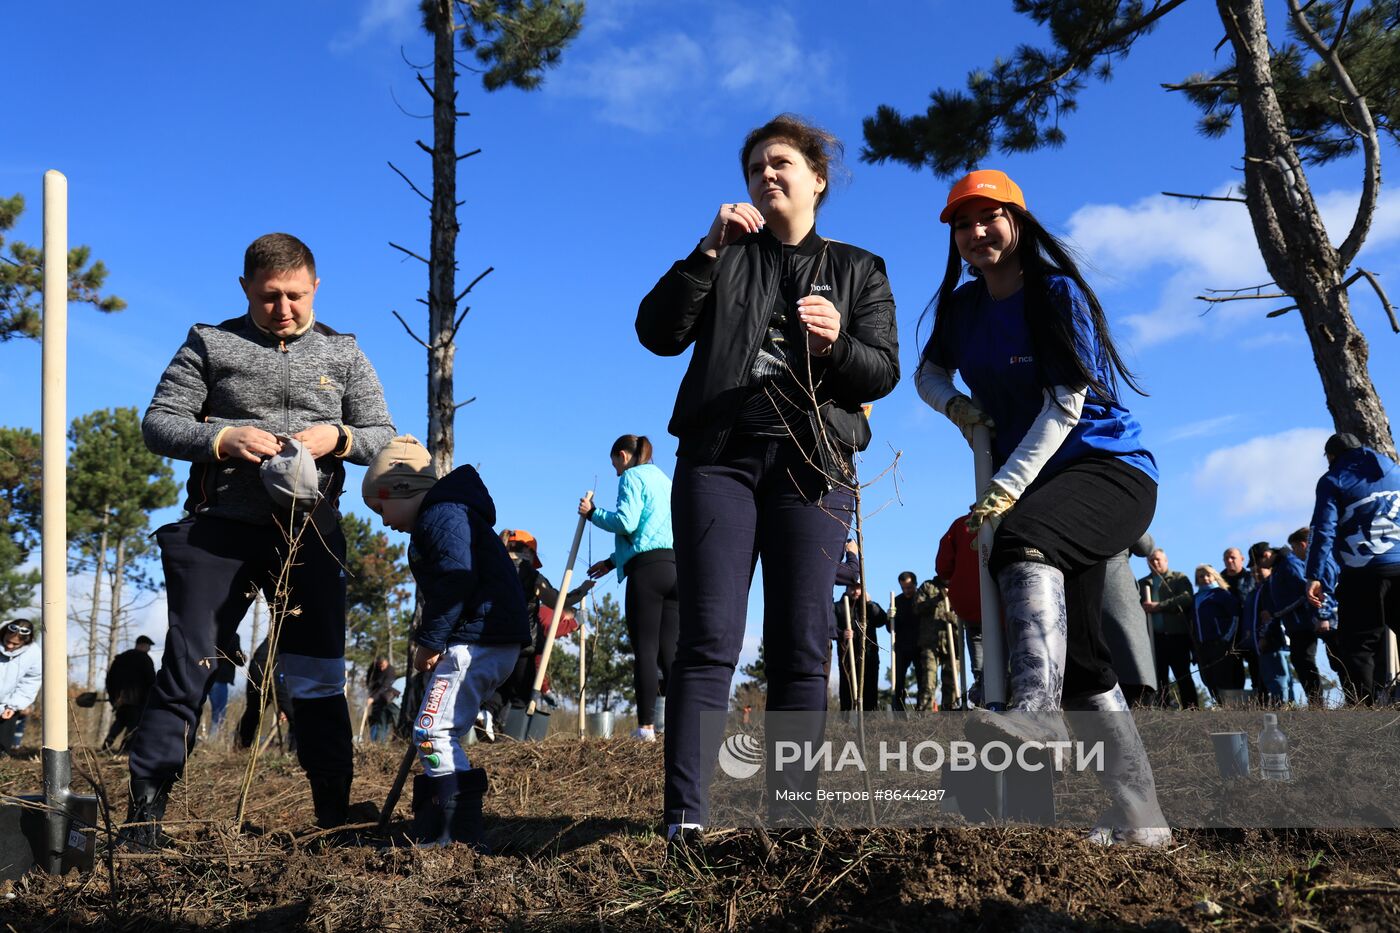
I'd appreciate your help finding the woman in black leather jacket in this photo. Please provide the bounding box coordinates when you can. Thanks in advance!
[636,114,899,845]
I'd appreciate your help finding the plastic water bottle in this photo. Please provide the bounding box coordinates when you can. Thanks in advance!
[1259,713,1292,781]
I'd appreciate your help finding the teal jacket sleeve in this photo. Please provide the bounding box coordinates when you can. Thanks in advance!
[590,471,644,537]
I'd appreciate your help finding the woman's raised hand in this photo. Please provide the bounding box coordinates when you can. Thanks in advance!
[797,295,840,356]
[700,202,765,255]
[587,558,615,580]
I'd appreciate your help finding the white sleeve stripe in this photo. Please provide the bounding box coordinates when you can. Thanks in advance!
[915,359,961,415]
[990,386,1085,498]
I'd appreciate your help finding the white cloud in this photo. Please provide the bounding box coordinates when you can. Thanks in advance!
[1161,413,1238,443]
[712,11,831,110]
[550,7,834,131]
[330,0,420,53]
[1066,184,1400,348]
[1191,427,1330,518]
[551,32,705,131]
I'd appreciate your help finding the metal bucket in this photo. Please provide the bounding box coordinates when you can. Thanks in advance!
[586,711,614,739]
[1217,688,1252,708]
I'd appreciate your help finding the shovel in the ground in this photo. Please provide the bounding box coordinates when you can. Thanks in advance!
[519,496,591,739]
[0,172,97,881]
[941,422,1055,825]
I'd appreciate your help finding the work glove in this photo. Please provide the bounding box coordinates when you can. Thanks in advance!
[966,481,1017,538]
[945,395,995,445]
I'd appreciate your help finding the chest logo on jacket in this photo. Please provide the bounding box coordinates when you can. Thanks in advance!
[1009,355,1034,365]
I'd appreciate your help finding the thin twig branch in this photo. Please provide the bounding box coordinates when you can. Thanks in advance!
[456,266,494,304]
[389,241,430,265]
[1203,282,1278,295]
[457,148,483,162]
[1163,190,1248,203]
[1197,291,1288,304]
[445,304,471,345]
[415,72,437,102]
[1266,305,1298,318]
[1161,79,1237,91]
[1288,0,1381,266]
[1329,0,1356,55]
[391,310,429,348]
[416,140,434,156]
[387,162,431,204]
[389,85,431,119]
[399,45,431,71]
[1342,268,1400,333]
[453,397,477,411]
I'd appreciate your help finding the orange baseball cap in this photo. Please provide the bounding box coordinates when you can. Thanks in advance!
[502,529,543,568]
[939,169,1027,223]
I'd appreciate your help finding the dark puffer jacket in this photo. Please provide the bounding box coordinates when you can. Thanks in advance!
[636,227,899,472]
[409,466,530,651]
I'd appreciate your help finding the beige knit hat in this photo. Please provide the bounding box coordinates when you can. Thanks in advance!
[362,435,436,500]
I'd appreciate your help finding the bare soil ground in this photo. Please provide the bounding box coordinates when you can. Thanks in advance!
[1,736,1398,932]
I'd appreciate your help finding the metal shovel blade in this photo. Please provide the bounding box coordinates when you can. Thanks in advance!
[0,793,98,881]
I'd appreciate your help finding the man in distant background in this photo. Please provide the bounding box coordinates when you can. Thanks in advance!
[103,634,156,752]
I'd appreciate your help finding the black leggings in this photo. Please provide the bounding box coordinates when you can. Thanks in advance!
[1338,566,1400,704]
[624,550,680,727]
[1152,632,1199,708]
[991,457,1157,699]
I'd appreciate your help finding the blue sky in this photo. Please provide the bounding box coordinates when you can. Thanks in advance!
[6,1,1398,697]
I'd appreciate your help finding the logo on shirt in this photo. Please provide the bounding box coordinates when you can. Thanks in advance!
[810,284,832,293]
[1009,355,1034,364]
[317,375,336,390]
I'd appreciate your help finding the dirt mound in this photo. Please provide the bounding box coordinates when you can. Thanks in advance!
[2,739,1398,931]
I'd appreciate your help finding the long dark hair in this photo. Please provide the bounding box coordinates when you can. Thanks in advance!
[610,434,653,465]
[922,205,1144,403]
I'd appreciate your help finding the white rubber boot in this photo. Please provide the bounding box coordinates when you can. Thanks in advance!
[1067,684,1173,848]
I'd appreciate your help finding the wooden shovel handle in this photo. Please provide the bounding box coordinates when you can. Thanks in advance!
[526,494,591,715]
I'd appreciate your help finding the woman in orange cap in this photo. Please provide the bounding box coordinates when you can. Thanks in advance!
[916,169,1169,847]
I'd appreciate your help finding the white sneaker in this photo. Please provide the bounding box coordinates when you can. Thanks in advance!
[474,710,496,743]
[634,726,657,743]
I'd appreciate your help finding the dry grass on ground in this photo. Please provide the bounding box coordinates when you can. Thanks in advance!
[1,736,1398,931]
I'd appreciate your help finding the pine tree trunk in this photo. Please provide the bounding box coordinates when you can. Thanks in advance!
[97,536,127,741]
[85,514,108,691]
[1220,0,1396,458]
[427,0,459,479]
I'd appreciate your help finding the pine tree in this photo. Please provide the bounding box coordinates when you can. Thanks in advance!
[0,194,126,341]
[862,0,1399,457]
[0,427,41,614]
[66,407,177,688]
[391,0,584,476]
[341,513,412,674]
[554,592,634,713]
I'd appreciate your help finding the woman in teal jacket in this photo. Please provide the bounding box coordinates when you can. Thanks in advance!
[578,435,678,741]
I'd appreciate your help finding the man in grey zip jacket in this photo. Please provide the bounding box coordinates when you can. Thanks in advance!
[125,233,394,846]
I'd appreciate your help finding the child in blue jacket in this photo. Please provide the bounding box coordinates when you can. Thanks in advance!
[363,436,529,849]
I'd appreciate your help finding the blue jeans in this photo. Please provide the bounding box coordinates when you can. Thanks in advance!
[208,680,230,728]
[662,436,854,826]
[1256,649,1290,704]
